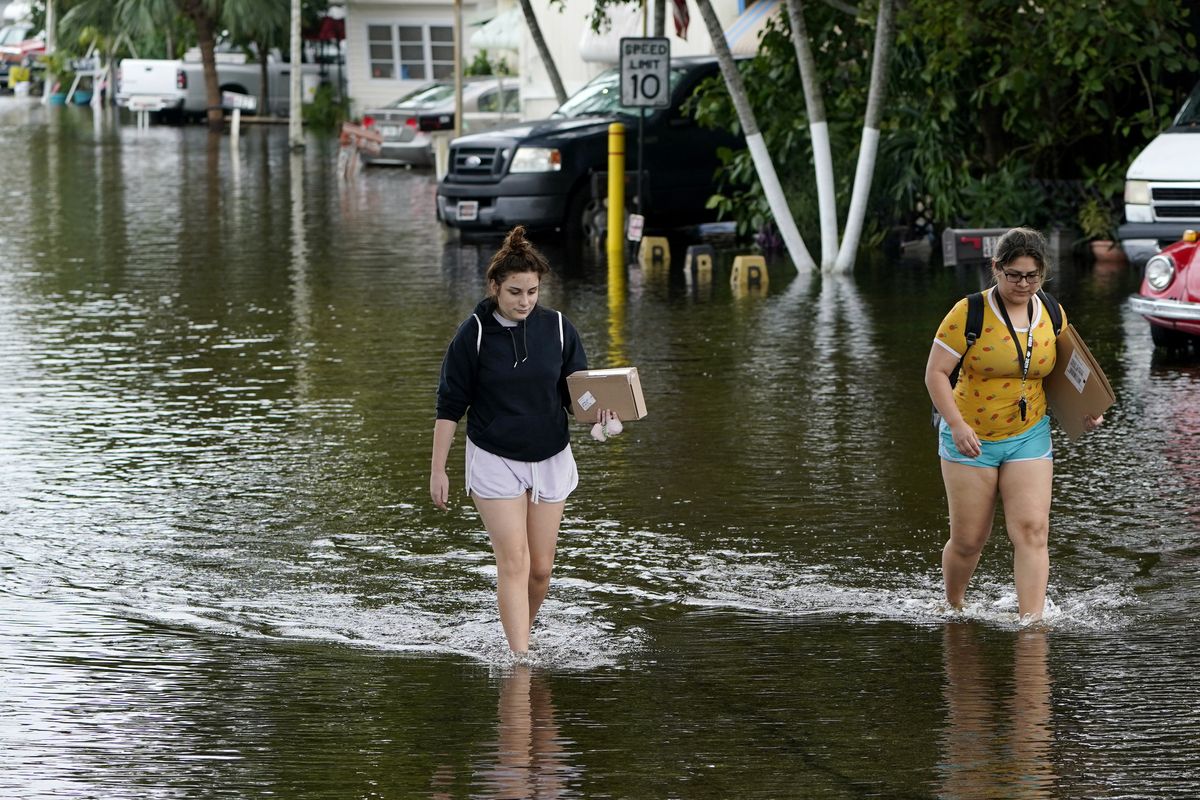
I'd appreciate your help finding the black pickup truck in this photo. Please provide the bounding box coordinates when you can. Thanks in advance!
[435,56,741,236]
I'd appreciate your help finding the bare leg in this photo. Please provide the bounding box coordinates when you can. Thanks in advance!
[526,499,564,629]
[998,459,1053,619]
[474,495,532,653]
[940,460,1000,608]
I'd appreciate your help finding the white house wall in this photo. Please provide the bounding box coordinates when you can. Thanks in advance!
[345,0,485,112]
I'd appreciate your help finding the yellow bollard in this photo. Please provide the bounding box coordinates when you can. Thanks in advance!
[684,245,715,285]
[730,255,769,295]
[637,236,671,270]
[607,123,626,266]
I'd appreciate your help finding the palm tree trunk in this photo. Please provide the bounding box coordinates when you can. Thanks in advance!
[256,37,269,116]
[784,0,838,270]
[834,0,895,273]
[693,0,815,272]
[182,0,223,132]
[518,0,566,105]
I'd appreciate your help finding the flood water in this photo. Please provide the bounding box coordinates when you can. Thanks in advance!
[2,100,1199,798]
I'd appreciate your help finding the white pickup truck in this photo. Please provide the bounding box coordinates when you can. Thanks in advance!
[1119,79,1200,267]
[116,52,330,117]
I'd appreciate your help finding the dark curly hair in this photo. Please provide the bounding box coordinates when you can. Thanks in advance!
[486,226,551,294]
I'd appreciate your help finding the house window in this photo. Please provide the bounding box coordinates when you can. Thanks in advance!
[398,26,426,79]
[368,23,455,81]
[368,25,394,79]
[429,27,454,79]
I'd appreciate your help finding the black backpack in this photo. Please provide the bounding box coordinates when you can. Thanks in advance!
[931,289,1063,430]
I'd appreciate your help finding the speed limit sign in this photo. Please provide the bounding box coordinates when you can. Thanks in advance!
[620,38,670,108]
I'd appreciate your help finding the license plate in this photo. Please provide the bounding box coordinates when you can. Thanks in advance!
[379,125,400,137]
[457,200,479,222]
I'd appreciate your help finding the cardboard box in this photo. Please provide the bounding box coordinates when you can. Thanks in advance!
[566,367,647,424]
[1044,324,1115,440]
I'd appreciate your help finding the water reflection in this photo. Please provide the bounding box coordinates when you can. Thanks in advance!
[607,259,628,366]
[464,668,580,799]
[938,624,1055,799]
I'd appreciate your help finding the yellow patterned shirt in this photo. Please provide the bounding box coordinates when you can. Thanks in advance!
[933,288,1066,441]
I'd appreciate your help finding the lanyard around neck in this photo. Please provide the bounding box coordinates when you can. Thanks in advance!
[996,296,1036,420]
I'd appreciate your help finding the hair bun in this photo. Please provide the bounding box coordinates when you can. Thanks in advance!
[502,225,530,252]
[485,225,551,288]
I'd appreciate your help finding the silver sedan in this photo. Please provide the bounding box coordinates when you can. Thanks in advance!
[363,78,521,167]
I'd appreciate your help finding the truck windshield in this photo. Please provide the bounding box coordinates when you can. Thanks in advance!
[550,67,687,119]
[1171,81,1200,131]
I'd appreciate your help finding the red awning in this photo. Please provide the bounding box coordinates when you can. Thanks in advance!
[305,16,345,42]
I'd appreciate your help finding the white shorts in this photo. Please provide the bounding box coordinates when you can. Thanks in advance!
[465,438,579,504]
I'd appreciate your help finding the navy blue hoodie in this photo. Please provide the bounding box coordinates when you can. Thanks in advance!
[436,298,587,462]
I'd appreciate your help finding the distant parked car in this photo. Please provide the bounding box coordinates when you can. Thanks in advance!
[435,56,743,235]
[1119,79,1200,268]
[362,77,520,167]
[1129,229,1200,350]
[0,23,40,87]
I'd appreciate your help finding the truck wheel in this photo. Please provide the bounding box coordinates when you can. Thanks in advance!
[1150,324,1189,351]
[566,183,605,242]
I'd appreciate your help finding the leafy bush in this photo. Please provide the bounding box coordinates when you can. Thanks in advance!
[303,83,348,131]
[687,0,1199,238]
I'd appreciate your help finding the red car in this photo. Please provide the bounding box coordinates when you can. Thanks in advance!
[1130,229,1200,349]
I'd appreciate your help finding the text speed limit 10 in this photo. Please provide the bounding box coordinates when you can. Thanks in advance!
[620,37,671,108]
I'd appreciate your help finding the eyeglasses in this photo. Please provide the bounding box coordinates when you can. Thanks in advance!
[1002,270,1042,285]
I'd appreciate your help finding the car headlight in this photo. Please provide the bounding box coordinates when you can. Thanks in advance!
[1124,179,1150,206]
[509,147,561,173]
[1145,253,1175,291]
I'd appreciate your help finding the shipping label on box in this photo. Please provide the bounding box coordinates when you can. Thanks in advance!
[566,367,648,424]
[1044,324,1115,441]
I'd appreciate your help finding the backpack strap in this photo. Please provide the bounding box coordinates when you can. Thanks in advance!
[965,291,985,348]
[1036,289,1063,336]
[947,292,985,387]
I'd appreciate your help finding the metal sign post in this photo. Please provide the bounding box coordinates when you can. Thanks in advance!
[619,37,669,217]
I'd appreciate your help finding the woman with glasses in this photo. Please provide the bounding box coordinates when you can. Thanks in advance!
[923,227,1103,622]
[431,225,591,660]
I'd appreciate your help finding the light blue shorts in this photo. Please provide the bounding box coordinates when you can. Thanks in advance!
[939,415,1053,469]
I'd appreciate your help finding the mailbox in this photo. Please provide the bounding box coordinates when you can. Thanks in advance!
[940,227,1009,266]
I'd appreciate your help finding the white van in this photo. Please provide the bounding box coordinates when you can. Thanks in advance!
[1120,80,1200,267]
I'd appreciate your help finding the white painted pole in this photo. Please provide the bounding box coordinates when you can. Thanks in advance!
[231,107,241,147]
[453,0,463,139]
[288,0,304,149]
[42,0,56,106]
[45,0,56,54]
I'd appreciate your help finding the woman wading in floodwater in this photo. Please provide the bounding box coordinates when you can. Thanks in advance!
[924,227,1103,621]
[430,226,592,658]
